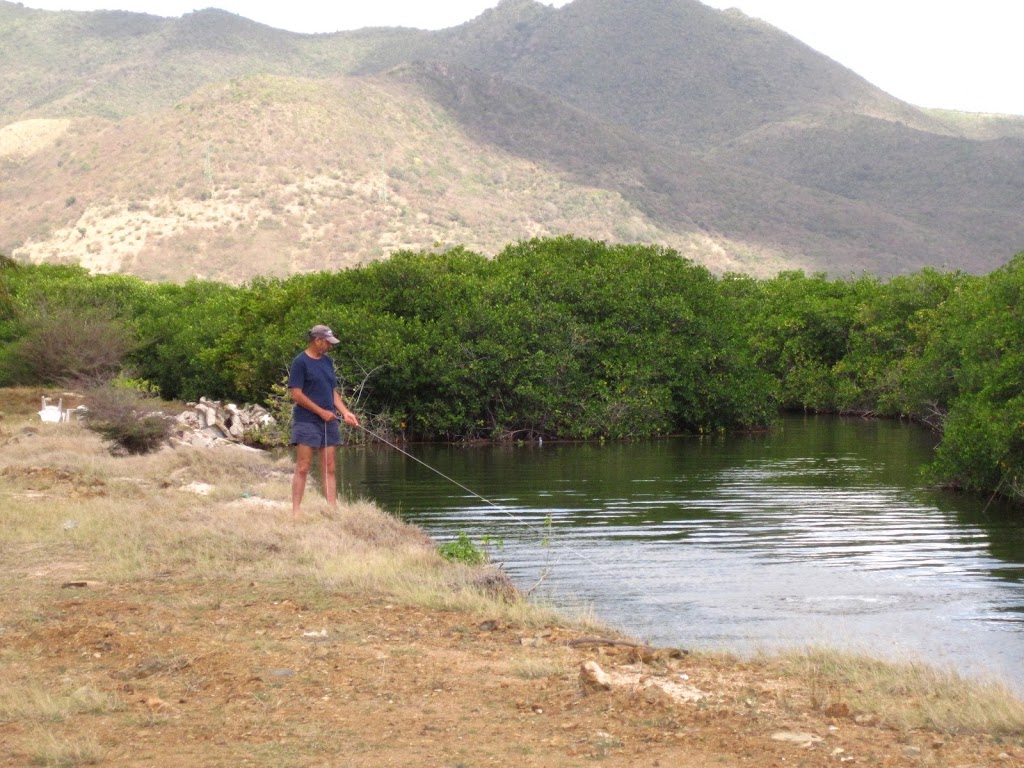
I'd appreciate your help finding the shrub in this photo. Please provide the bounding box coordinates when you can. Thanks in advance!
[244,375,293,449]
[82,386,173,455]
[438,532,489,565]
[0,253,16,321]
[10,302,136,387]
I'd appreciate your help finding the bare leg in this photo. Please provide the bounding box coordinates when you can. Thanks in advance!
[321,446,337,507]
[292,444,314,518]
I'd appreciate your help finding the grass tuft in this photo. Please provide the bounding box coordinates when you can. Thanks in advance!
[28,732,106,767]
[766,646,1024,735]
[0,680,120,723]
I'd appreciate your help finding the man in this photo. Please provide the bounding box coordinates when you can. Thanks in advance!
[289,324,360,518]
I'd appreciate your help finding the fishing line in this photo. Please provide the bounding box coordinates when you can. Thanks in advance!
[351,423,673,628]
[355,424,528,517]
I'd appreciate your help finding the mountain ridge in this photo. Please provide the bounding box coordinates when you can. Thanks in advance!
[1,0,1022,281]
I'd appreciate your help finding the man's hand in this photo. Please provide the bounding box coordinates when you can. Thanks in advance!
[332,390,360,428]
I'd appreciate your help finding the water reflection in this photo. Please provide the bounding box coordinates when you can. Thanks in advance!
[338,416,1024,691]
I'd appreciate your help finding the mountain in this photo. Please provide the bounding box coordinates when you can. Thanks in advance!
[1,0,1023,281]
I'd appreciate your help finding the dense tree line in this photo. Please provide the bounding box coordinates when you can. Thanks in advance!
[2,238,1022,505]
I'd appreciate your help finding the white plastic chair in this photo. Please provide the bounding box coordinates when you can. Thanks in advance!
[39,396,66,423]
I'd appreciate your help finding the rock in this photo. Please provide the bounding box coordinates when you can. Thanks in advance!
[195,400,217,428]
[646,675,704,704]
[580,660,613,692]
[225,407,245,439]
[771,731,824,747]
[168,397,277,449]
[175,412,201,431]
[180,433,218,449]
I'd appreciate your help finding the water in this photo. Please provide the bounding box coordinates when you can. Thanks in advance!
[337,415,1024,691]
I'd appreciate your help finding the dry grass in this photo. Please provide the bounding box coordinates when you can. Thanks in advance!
[509,654,572,680]
[26,732,107,768]
[0,679,120,723]
[0,387,88,419]
[764,646,1024,736]
[0,410,561,625]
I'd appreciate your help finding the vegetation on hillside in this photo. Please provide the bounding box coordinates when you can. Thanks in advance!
[3,238,1023,506]
[4,2,1024,278]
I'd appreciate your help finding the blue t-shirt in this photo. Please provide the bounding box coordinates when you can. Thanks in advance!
[288,352,337,425]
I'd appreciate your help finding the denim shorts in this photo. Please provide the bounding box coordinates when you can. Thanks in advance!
[290,419,341,448]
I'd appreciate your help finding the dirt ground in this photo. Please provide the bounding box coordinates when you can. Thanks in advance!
[2,575,1020,768]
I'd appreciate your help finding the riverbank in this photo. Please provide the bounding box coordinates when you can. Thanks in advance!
[2,392,1023,767]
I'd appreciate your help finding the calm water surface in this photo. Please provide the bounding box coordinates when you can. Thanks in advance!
[337,416,1024,691]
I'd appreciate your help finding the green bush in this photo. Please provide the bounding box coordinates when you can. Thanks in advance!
[438,532,490,565]
[243,375,293,449]
[916,255,1024,502]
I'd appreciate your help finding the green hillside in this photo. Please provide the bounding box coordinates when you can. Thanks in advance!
[1,0,1023,279]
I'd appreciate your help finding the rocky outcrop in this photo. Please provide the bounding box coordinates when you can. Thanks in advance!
[170,397,274,449]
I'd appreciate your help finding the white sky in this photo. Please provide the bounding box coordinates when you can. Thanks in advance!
[17,0,1024,115]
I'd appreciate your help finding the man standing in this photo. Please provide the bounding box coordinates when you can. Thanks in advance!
[289,324,360,518]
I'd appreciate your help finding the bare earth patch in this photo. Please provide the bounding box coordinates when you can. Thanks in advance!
[2,578,1021,767]
[0,119,70,158]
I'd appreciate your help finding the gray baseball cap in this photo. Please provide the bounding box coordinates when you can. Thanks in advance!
[309,325,339,344]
